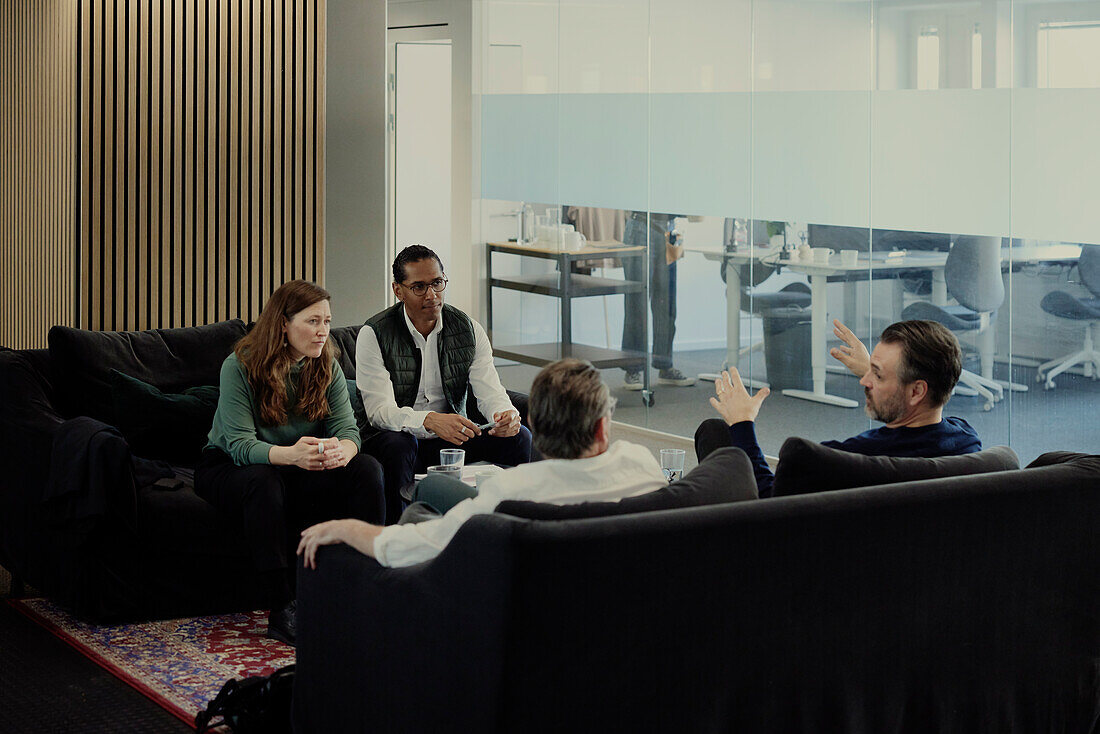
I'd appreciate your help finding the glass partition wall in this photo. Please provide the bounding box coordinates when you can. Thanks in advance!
[473,0,1100,463]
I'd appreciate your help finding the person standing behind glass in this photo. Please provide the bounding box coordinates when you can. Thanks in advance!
[621,211,696,390]
[196,280,385,646]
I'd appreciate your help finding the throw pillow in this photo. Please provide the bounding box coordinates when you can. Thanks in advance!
[772,437,1020,497]
[110,369,220,466]
[496,446,757,521]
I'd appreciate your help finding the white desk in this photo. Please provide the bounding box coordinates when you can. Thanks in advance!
[694,244,1080,409]
[692,246,783,386]
[774,250,949,408]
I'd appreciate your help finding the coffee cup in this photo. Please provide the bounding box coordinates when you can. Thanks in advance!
[840,249,859,268]
[797,244,812,262]
[475,466,503,489]
[563,231,587,251]
[812,247,834,264]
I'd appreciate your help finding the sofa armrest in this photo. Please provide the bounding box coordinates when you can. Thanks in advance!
[0,350,67,503]
[294,514,518,734]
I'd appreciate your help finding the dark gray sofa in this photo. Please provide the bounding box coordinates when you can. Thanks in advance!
[0,320,529,622]
[292,450,1100,733]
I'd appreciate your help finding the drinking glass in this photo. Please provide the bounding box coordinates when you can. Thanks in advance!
[660,449,686,484]
[426,464,462,480]
[440,448,465,468]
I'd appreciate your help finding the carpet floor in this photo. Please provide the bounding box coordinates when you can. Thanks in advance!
[7,598,295,730]
[0,599,194,733]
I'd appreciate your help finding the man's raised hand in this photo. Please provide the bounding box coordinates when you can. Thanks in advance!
[709,368,770,426]
[829,319,871,378]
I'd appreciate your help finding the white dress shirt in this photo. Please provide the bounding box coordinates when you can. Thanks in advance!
[355,306,515,439]
[373,440,666,567]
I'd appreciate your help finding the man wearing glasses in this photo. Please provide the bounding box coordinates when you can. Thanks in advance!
[356,245,532,523]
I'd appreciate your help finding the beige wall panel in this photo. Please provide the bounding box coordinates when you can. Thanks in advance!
[0,1,77,348]
[1,0,325,342]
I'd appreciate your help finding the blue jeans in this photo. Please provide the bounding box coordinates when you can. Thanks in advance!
[621,213,677,371]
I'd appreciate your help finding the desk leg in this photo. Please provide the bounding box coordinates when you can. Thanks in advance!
[560,260,572,359]
[698,259,767,388]
[700,259,740,382]
[782,273,859,408]
[726,260,741,372]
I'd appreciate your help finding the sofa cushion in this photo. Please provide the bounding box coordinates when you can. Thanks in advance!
[48,320,246,423]
[496,446,756,520]
[772,437,1020,497]
[110,370,219,466]
[345,378,370,432]
[328,325,362,379]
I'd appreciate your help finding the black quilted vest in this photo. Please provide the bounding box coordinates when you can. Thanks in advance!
[365,302,477,417]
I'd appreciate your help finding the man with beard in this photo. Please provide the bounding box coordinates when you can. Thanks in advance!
[694,319,981,497]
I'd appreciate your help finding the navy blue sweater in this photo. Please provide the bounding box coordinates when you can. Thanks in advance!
[729,417,982,498]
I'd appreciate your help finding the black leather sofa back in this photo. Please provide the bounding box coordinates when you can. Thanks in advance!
[293,451,1100,733]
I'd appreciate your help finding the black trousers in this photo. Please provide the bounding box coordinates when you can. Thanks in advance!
[361,426,533,525]
[195,448,385,601]
[695,418,734,463]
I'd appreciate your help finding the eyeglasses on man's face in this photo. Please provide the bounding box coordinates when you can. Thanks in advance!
[401,277,448,297]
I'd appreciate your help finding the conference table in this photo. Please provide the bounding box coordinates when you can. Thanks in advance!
[693,243,1081,409]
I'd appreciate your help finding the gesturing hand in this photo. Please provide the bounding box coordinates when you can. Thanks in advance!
[488,409,521,438]
[709,368,770,426]
[829,319,871,378]
[423,412,481,446]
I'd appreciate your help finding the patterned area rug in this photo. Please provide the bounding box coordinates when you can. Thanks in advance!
[10,598,295,729]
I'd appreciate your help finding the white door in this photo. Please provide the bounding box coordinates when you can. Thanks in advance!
[391,38,452,278]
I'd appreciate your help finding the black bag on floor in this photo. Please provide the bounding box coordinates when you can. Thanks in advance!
[195,664,295,734]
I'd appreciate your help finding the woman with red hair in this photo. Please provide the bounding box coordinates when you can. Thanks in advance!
[196,280,384,645]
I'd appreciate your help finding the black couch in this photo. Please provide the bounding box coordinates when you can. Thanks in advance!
[293,449,1100,733]
[0,320,528,622]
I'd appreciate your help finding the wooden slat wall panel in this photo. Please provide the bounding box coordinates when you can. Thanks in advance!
[0,1,78,349]
[75,0,326,331]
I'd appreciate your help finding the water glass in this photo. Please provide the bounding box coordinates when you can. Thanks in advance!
[426,464,462,480]
[440,448,465,468]
[660,449,686,484]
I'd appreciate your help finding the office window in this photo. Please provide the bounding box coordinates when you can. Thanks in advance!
[1037,21,1100,88]
[917,26,940,90]
[472,0,1100,463]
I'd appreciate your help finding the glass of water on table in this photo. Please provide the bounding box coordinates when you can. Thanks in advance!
[660,449,685,483]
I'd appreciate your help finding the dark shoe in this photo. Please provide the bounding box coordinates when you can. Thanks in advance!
[623,370,644,391]
[267,600,297,646]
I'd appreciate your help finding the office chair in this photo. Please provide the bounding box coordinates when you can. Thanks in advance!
[1036,245,1100,389]
[901,235,1021,411]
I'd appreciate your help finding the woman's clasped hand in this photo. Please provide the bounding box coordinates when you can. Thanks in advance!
[287,436,354,471]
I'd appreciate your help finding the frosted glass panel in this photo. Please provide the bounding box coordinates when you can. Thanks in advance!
[556,94,648,210]
[752,91,870,226]
[482,93,750,215]
[480,95,560,205]
[1012,89,1100,245]
[647,94,751,217]
[872,89,1010,236]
